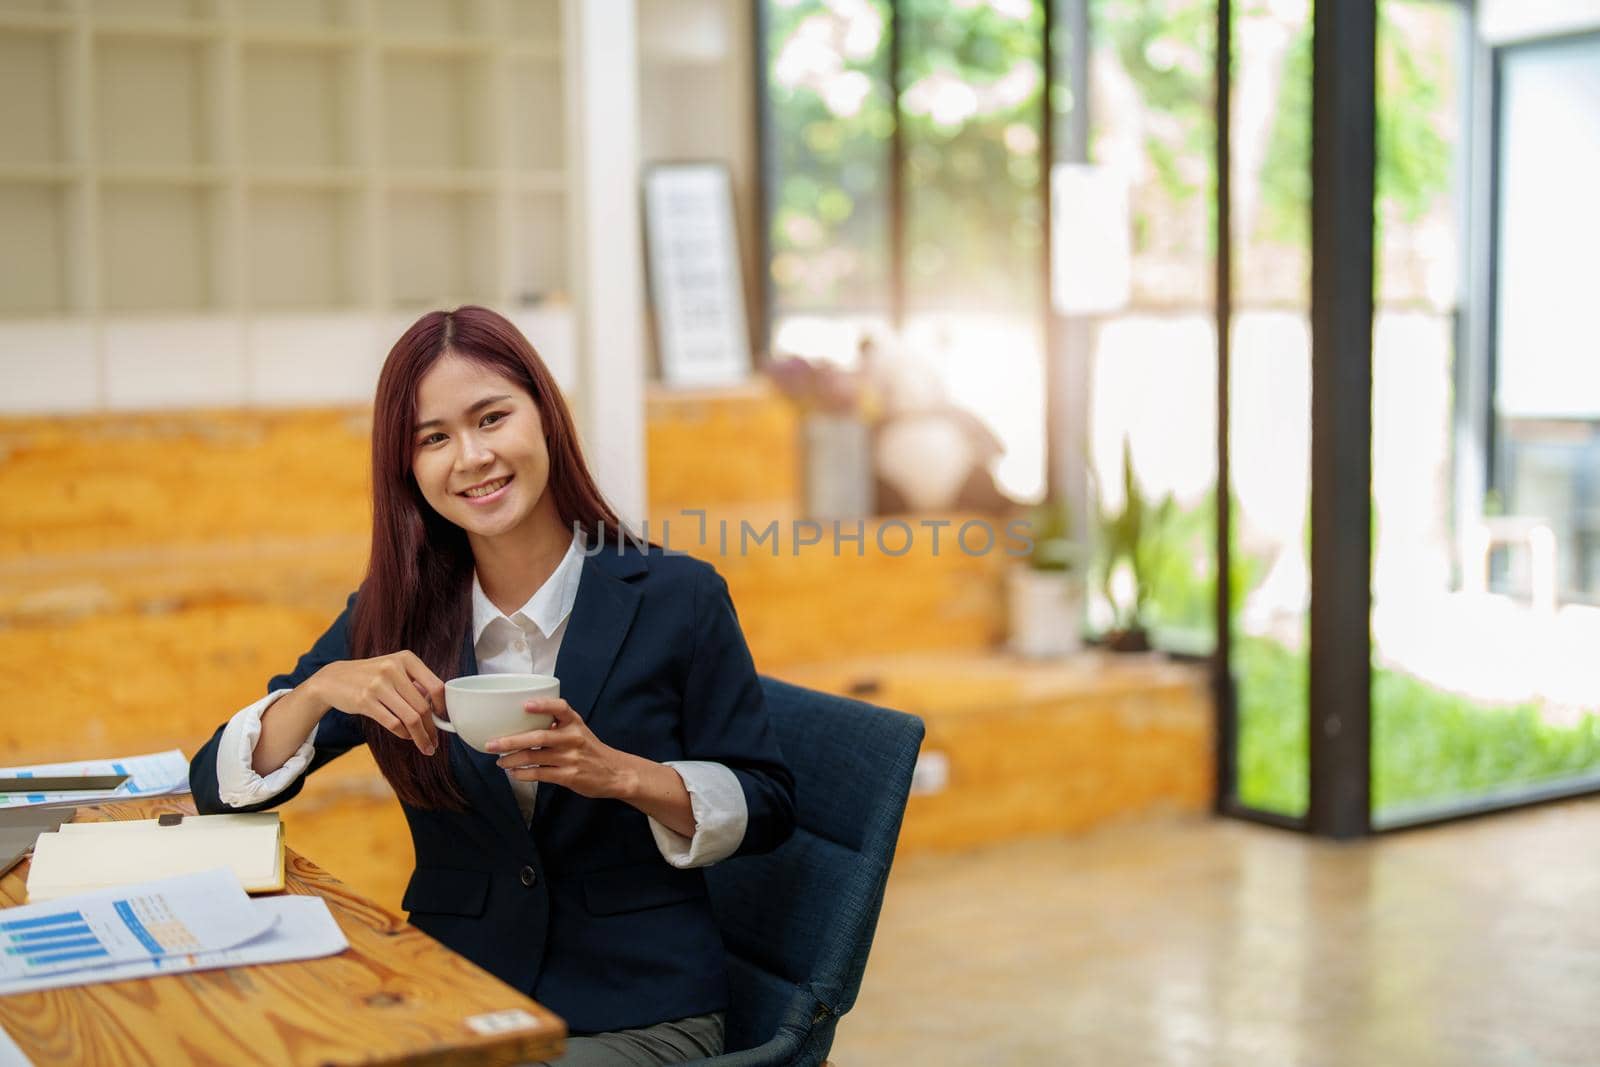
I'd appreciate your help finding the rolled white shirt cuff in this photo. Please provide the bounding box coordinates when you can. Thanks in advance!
[648,761,748,868]
[215,689,321,808]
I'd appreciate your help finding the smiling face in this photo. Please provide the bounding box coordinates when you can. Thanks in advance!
[410,352,562,551]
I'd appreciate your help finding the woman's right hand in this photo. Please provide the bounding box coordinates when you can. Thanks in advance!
[308,652,446,755]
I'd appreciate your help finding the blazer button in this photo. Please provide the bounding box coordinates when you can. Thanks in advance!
[519,865,538,888]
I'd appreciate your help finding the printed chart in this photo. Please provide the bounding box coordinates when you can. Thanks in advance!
[0,869,273,982]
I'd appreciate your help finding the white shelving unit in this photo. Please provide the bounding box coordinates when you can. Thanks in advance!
[0,0,578,410]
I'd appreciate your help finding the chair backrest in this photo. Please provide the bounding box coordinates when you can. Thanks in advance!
[698,677,925,1067]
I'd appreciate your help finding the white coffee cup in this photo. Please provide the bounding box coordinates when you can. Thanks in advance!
[433,673,560,754]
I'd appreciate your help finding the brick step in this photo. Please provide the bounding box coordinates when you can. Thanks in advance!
[646,381,799,519]
[0,598,352,764]
[666,513,1009,671]
[773,651,1215,852]
[0,409,371,560]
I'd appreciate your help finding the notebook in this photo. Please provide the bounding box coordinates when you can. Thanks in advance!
[24,813,285,902]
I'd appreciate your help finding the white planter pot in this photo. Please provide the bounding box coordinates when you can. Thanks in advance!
[1007,566,1085,658]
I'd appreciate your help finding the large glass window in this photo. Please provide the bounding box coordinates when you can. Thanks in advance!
[762,0,1600,831]
[1366,24,1600,825]
[764,0,895,364]
[761,0,1048,503]
[1228,0,1312,817]
[1078,0,1220,656]
[902,0,1047,501]
[1493,32,1600,603]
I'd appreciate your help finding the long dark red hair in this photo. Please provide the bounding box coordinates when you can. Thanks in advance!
[352,306,622,809]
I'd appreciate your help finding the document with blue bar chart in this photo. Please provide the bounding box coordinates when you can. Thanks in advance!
[0,869,272,982]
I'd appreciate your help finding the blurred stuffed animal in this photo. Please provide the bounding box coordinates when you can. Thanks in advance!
[859,334,1012,515]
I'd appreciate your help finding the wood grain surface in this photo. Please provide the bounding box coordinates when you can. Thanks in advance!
[0,797,565,1066]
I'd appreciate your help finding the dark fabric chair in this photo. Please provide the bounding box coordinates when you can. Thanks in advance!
[690,677,925,1067]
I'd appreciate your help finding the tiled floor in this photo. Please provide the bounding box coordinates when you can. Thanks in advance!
[830,800,1600,1066]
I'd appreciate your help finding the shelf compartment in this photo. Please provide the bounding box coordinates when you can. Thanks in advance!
[386,169,498,193]
[233,0,354,32]
[91,18,217,41]
[514,169,565,193]
[0,29,66,168]
[506,0,559,43]
[246,187,362,310]
[0,182,70,316]
[100,166,227,185]
[247,168,362,190]
[510,190,566,306]
[378,34,496,57]
[505,40,559,61]
[0,10,73,33]
[375,0,493,38]
[100,184,220,311]
[242,42,355,169]
[95,36,216,169]
[0,0,71,13]
[0,165,80,183]
[90,0,212,21]
[386,189,498,308]
[381,52,495,171]
[509,56,564,172]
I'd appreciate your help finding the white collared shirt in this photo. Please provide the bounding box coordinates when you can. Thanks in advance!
[215,534,748,868]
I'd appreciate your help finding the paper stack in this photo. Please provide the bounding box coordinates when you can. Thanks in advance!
[0,750,191,812]
[0,868,348,996]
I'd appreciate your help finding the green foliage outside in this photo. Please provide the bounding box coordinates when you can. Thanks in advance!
[765,0,895,311]
[765,0,1045,313]
[1130,487,1600,817]
[766,0,1455,312]
[1097,0,1453,282]
[901,0,1045,311]
[1094,0,1216,254]
[1237,636,1600,817]
[1255,6,1453,257]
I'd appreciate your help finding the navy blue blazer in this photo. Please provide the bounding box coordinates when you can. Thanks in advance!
[189,545,796,1034]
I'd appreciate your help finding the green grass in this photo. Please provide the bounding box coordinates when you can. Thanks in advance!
[1235,636,1600,817]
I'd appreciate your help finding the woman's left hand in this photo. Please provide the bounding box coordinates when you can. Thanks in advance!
[486,698,632,800]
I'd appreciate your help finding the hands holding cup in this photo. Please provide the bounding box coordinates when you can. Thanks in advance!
[319,667,634,802]
[436,673,629,799]
[484,696,633,800]
[306,651,446,755]
[444,673,691,833]
[433,673,561,751]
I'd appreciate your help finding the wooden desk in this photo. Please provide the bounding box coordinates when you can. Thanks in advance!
[0,797,566,1066]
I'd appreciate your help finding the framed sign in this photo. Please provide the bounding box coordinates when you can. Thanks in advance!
[642,163,752,387]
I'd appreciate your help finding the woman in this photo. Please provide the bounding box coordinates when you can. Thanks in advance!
[190,306,796,1065]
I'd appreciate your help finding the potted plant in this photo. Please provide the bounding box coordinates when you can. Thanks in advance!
[1094,437,1174,652]
[1007,500,1087,658]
